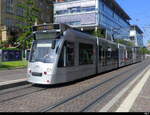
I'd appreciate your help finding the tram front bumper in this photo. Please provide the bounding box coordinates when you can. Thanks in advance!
[27,73,52,85]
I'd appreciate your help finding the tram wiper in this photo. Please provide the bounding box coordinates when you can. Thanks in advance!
[51,40,56,49]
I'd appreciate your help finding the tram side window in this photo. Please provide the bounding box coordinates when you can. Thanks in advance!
[111,46,118,64]
[127,49,132,60]
[58,41,75,67]
[99,46,102,62]
[101,48,107,66]
[79,43,94,65]
[107,47,112,59]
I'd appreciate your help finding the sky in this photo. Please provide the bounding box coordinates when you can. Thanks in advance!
[116,0,150,46]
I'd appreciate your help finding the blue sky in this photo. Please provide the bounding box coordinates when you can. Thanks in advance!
[116,0,150,46]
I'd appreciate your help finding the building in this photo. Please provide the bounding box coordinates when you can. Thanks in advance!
[36,0,54,24]
[147,44,150,50]
[54,0,131,40]
[0,0,53,42]
[130,25,144,47]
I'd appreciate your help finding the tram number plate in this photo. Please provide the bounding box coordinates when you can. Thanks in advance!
[32,72,42,77]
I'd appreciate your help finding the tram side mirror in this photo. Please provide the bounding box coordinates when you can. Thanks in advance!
[51,40,56,49]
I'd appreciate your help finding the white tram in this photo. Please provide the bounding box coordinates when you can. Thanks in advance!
[27,23,142,85]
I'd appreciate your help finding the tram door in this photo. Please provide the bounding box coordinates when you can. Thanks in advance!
[58,41,75,68]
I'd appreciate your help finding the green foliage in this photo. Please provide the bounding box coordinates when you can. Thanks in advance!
[91,29,105,38]
[0,41,9,48]
[114,39,134,47]
[0,48,20,50]
[0,61,28,70]
[140,47,150,54]
[147,40,150,44]
[16,0,40,49]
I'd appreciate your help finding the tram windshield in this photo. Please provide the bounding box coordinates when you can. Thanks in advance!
[30,39,60,63]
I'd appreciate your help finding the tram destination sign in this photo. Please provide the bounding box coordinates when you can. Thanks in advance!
[33,24,60,32]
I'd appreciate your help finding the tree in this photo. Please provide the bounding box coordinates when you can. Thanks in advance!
[140,47,150,54]
[114,39,134,47]
[147,40,150,44]
[16,0,40,49]
[91,29,105,38]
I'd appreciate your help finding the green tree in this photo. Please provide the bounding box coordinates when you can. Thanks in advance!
[16,0,40,49]
[140,47,150,54]
[114,39,134,47]
[147,40,150,44]
[91,29,105,38]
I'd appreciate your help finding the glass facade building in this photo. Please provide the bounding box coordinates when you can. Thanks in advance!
[54,0,131,40]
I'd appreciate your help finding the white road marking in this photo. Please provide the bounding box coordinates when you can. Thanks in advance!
[0,78,27,86]
[99,65,150,112]
[116,66,150,112]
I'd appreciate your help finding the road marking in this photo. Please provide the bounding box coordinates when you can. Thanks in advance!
[116,66,150,112]
[99,65,150,112]
[0,78,27,86]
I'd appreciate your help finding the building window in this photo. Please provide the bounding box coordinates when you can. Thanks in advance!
[82,6,95,12]
[6,0,14,14]
[56,10,68,15]
[69,7,80,13]
[67,21,80,26]
[5,18,13,27]
[55,6,96,15]
[79,43,94,65]
[102,3,105,11]
[16,6,24,17]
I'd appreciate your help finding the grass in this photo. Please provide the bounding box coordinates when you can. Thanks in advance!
[0,60,28,70]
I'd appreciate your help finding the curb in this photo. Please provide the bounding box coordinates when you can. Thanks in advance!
[0,67,27,71]
[0,80,29,90]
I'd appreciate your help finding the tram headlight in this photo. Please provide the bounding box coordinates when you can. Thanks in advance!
[44,72,47,75]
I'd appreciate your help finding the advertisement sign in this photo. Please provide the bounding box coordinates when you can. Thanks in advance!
[2,50,22,62]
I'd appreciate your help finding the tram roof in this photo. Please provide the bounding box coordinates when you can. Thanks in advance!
[32,23,71,33]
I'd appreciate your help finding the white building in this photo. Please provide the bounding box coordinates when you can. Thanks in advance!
[130,25,144,47]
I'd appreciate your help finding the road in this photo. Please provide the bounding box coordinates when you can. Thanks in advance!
[0,59,149,112]
[0,69,27,83]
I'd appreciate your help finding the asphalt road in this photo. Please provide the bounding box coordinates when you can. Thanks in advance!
[0,69,27,83]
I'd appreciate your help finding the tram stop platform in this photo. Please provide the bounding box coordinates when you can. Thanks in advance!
[0,68,28,90]
[130,74,150,112]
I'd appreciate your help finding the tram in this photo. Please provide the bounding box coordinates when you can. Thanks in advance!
[27,23,142,85]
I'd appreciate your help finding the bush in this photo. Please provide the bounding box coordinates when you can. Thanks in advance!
[0,48,20,50]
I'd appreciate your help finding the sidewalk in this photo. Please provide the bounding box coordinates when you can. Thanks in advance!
[0,68,28,90]
[116,65,150,112]
[130,72,150,112]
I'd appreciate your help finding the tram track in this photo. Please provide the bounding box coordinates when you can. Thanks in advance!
[0,84,32,96]
[0,84,48,103]
[39,60,149,112]
[81,64,148,112]
[0,60,148,112]
[0,61,140,105]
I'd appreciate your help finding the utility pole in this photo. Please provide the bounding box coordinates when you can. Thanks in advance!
[0,49,2,66]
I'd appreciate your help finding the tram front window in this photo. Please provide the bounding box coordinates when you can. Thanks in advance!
[30,39,59,63]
